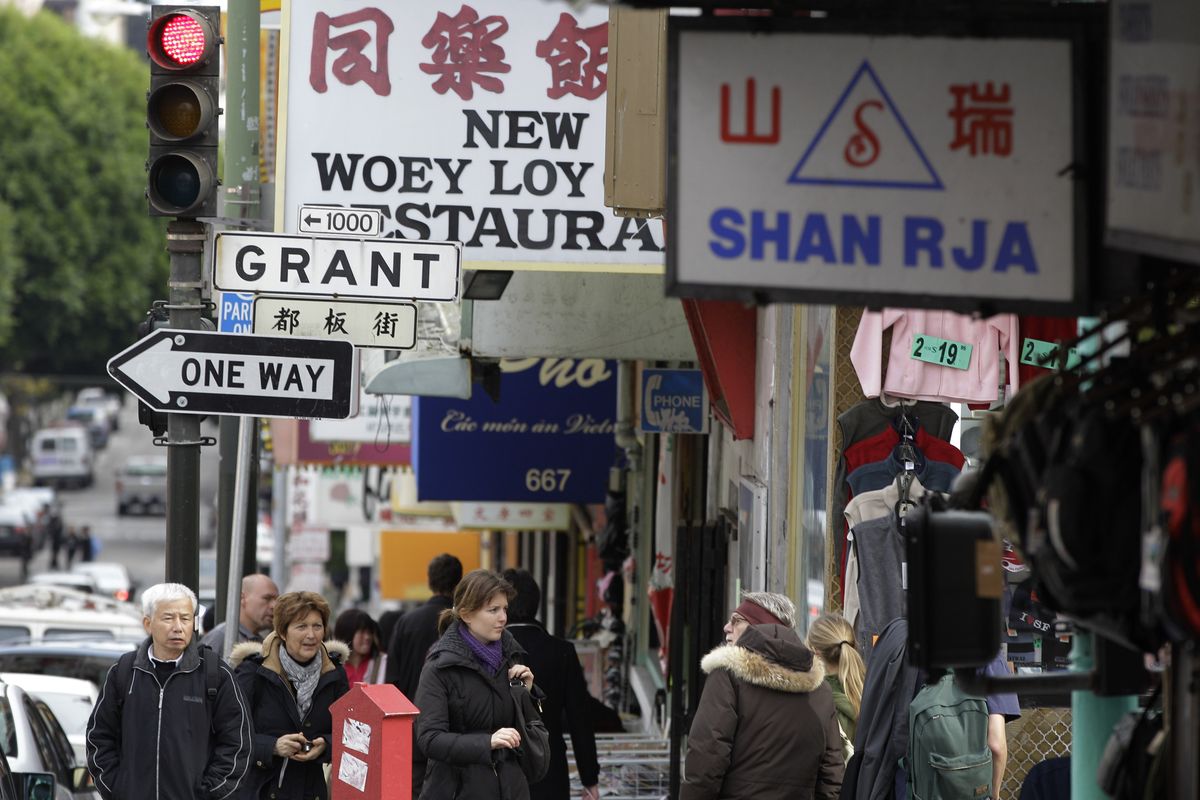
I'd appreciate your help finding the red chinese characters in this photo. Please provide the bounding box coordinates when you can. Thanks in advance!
[420,5,511,100]
[948,82,1013,157]
[310,9,395,97]
[535,12,608,100]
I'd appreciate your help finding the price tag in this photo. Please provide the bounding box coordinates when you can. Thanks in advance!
[1020,338,1080,370]
[910,334,972,370]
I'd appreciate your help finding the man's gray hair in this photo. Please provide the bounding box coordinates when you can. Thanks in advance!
[741,591,797,628]
[141,583,198,618]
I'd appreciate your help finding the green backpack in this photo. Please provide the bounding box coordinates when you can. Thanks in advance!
[907,672,993,800]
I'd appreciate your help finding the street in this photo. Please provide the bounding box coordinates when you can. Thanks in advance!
[0,400,220,596]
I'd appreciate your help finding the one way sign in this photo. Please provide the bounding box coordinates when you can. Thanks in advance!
[107,329,356,419]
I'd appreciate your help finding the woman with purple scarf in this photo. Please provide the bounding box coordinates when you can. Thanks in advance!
[414,569,537,800]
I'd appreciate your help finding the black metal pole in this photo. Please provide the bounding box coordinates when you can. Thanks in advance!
[165,219,206,592]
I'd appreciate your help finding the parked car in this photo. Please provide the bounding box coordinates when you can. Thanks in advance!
[0,641,137,691]
[68,564,134,604]
[0,680,97,799]
[72,389,120,433]
[26,574,96,595]
[28,429,93,491]
[61,409,107,451]
[0,585,144,644]
[0,506,37,564]
[0,675,96,766]
[114,456,167,516]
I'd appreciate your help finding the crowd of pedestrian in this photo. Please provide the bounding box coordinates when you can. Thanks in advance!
[82,556,1012,800]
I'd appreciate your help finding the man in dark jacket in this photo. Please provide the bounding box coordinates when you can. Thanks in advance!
[503,569,600,800]
[682,598,844,800]
[387,553,462,796]
[85,582,253,800]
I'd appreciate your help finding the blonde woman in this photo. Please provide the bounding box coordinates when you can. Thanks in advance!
[807,613,866,753]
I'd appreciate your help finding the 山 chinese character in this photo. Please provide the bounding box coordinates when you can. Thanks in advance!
[310,9,395,97]
[420,5,510,100]
[273,308,300,334]
[372,311,400,337]
[323,309,348,335]
[536,12,608,100]
[948,82,1013,157]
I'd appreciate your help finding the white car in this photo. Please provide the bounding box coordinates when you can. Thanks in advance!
[73,388,121,432]
[29,427,94,490]
[69,563,134,603]
[0,675,96,766]
[0,680,96,799]
[27,572,97,595]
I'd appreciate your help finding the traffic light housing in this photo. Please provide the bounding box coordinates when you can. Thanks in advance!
[146,6,221,218]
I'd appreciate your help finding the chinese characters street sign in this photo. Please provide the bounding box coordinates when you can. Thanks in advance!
[107,329,356,419]
[213,231,461,302]
[667,25,1083,313]
[280,0,663,273]
[253,297,418,350]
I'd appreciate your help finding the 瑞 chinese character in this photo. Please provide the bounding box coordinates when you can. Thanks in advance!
[948,82,1013,157]
[310,9,395,97]
[420,5,510,100]
[273,308,300,334]
[535,12,607,100]
[373,311,400,337]
[323,309,348,335]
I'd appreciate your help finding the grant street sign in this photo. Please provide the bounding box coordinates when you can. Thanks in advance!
[213,231,462,302]
[253,297,418,350]
[107,329,356,419]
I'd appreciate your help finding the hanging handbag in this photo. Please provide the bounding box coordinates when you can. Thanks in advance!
[509,679,551,784]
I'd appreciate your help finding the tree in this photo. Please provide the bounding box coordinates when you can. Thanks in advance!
[0,8,169,374]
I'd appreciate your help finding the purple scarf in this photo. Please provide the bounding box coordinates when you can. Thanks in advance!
[460,626,504,676]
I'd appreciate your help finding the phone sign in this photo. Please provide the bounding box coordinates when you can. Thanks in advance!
[640,369,709,434]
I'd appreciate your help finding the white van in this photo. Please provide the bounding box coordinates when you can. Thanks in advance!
[30,427,93,489]
[0,586,143,643]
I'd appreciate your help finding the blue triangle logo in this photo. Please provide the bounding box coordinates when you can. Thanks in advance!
[787,60,944,191]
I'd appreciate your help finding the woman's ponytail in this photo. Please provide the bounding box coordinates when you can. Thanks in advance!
[806,612,866,717]
[437,607,459,635]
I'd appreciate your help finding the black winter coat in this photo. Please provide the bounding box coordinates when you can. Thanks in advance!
[85,638,254,800]
[386,594,452,700]
[414,622,531,800]
[507,622,600,799]
[231,634,350,800]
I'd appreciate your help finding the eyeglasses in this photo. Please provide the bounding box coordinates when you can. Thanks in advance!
[726,613,748,628]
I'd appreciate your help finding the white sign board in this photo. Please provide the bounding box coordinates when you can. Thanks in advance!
[253,296,417,350]
[279,0,664,272]
[1107,0,1200,262]
[669,27,1078,311]
[298,204,385,236]
[214,232,461,302]
[288,527,331,561]
[451,502,570,530]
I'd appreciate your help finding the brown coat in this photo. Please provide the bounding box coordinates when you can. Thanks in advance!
[681,624,845,800]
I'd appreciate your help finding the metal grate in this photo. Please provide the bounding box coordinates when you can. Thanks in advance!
[1002,707,1073,797]
[568,732,670,799]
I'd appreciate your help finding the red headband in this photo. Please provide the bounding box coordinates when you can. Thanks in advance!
[734,599,786,628]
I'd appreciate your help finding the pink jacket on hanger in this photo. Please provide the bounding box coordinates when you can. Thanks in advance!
[850,308,1020,404]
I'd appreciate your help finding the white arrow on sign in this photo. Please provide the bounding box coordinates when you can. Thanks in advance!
[107,329,357,419]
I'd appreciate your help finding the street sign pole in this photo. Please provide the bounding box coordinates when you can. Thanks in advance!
[165,220,208,592]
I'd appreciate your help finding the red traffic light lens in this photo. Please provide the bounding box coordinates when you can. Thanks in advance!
[158,15,207,66]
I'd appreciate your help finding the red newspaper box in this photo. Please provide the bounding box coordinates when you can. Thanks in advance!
[330,683,420,800]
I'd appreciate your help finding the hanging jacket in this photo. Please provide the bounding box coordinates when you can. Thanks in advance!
[850,309,1020,404]
[682,624,844,800]
[85,637,253,800]
[414,621,532,800]
[230,634,350,800]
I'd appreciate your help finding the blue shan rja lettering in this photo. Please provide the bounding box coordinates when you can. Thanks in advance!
[708,209,1039,273]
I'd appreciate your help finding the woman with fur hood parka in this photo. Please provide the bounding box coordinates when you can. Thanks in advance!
[230,592,350,800]
[681,594,845,800]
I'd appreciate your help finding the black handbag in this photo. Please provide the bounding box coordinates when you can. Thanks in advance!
[509,679,551,784]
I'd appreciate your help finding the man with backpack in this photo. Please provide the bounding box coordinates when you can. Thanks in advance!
[85,582,253,800]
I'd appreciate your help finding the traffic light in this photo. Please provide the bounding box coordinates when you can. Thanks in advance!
[146,6,221,218]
